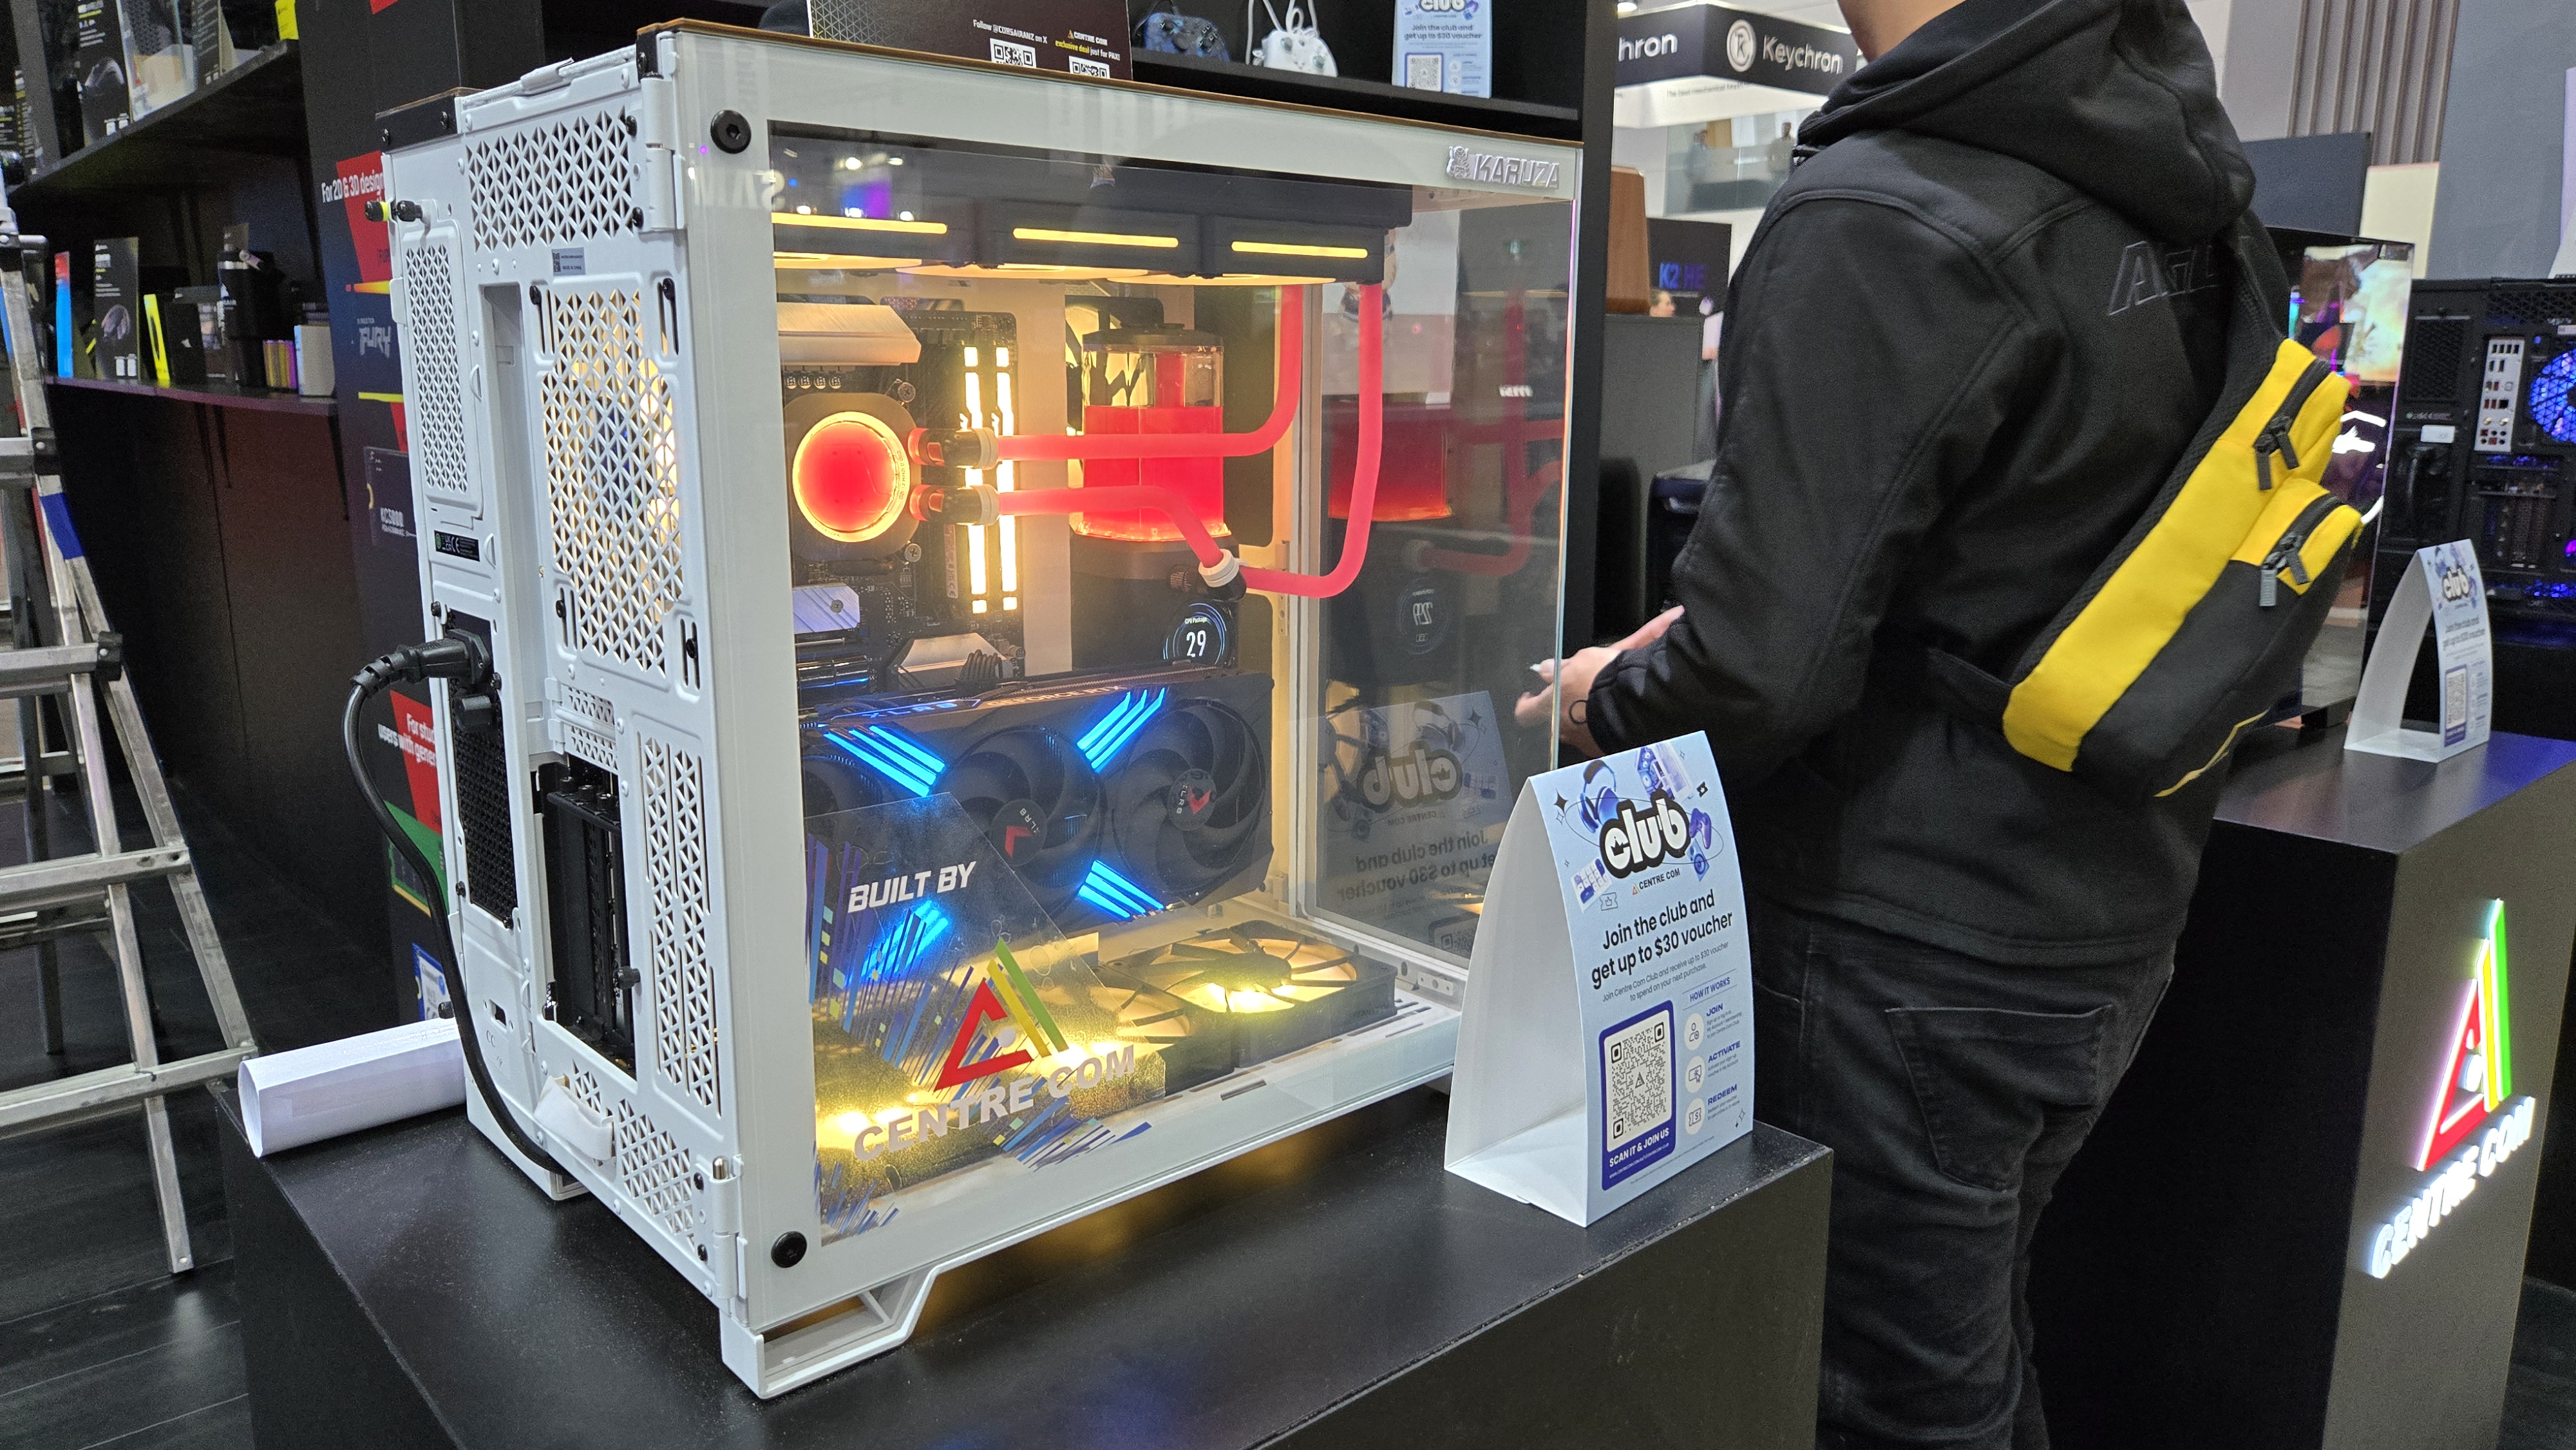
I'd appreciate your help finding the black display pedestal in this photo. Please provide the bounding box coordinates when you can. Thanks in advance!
[2031,728,2576,1450]
[219,1086,1830,1448]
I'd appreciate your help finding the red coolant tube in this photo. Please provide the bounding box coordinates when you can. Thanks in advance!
[992,290,1307,464]
[1240,285,1380,598]
[1419,286,1553,578]
[1420,457,1560,577]
[995,283,1388,600]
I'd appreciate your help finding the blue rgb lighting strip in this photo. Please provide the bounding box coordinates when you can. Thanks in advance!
[829,724,945,796]
[1077,860,1166,920]
[851,901,954,1042]
[1076,689,1167,770]
[876,901,969,1061]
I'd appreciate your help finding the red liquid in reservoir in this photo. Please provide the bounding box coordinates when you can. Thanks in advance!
[1072,404,1233,541]
[1327,398,1454,522]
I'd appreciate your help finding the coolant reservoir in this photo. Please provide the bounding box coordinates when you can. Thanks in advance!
[1074,326,1231,541]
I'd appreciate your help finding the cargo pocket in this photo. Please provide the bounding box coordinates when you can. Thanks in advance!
[1884,1004,2114,1194]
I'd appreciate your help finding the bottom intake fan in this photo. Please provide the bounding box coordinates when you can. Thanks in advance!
[1096,922,1397,1093]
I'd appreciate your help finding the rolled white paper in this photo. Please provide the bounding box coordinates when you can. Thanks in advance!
[238,1017,466,1157]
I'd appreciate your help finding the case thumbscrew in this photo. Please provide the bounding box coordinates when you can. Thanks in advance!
[771,1232,808,1268]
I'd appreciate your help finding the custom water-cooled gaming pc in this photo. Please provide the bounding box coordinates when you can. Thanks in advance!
[379,22,1577,1395]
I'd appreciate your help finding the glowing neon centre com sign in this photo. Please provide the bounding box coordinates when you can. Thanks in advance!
[2367,901,2532,1280]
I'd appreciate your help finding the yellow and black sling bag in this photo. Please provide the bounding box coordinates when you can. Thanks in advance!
[1909,227,2364,804]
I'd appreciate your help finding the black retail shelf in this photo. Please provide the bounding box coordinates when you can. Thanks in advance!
[14,45,306,203]
[48,374,337,417]
[1131,53,1582,141]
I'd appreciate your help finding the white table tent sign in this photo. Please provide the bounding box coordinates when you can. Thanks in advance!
[1444,732,1753,1226]
[2347,540,2494,762]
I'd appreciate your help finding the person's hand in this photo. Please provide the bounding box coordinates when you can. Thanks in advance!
[1517,607,1682,758]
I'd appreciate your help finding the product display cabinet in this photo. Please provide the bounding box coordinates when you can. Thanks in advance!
[383,23,1578,1396]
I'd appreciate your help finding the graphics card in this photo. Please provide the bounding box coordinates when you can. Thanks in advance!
[804,667,1273,934]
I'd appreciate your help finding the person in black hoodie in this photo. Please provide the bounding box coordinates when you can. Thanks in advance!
[1522,0,2260,1444]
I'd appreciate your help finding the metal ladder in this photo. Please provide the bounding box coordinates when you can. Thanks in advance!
[0,203,256,1274]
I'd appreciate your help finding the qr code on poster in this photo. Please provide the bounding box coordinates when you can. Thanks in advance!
[990,38,1039,67]
[1604,1008,1672,1153]
[1069,55,1110,77]
[1404,52,1443,90]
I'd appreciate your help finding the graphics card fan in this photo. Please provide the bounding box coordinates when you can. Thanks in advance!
[934,727,1102,914]
[1103,702,1267,904]
[2530,350,2576,445]
[802,748,895,842]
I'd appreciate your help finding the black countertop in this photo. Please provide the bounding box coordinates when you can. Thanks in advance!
[221,1086,1828,1448]
[2219,727,2576,856]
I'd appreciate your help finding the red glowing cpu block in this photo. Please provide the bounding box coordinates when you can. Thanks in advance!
[793,410,913,543]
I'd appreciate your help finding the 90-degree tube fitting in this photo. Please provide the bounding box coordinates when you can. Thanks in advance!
[1199,550,1246,600]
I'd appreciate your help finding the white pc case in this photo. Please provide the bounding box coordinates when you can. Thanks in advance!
[384,22,1580,1396]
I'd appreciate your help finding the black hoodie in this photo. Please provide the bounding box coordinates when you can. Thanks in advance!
[1587,0,2266,965]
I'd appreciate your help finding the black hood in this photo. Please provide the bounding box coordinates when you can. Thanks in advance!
[1799,0,2251,243]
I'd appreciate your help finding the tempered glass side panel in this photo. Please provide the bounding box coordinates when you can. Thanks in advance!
[763,127,1567,1073]
[1309,196,1571,963]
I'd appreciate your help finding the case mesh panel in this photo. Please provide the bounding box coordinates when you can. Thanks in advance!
[613,1097,698,1241]
[465,109,637,252]
[557,684,618,771]
[401,236,475,504]
[2403,315,2467,406]
[2487,287,2576,331]
[641,732,719,1112]
[443,610,517,921]
[540,284,681,677]
[454,715,518,919]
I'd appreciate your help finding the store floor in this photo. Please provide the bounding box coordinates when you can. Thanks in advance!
[4,787,2575,1448]
[1,777,388,1448]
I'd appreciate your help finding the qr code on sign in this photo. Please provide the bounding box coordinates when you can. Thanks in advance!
[991,38,1039,67]
[1069,55,1110,77]
[1405,53,1443,90]
[1604,1009,1672,1153]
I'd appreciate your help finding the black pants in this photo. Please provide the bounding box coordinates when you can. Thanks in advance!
[1750,896,2174,1450]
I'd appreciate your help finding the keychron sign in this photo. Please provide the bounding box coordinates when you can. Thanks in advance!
[1614,3,1860,97]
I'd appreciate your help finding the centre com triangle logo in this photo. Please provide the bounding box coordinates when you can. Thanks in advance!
[931,937,1070,1091]
[2418,899,2514,1173]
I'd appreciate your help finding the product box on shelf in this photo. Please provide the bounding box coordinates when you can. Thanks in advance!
[384,21,1578,1395]
[88,234,139,381]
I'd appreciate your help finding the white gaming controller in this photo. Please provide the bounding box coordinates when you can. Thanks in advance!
[1249,0,1338,75]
